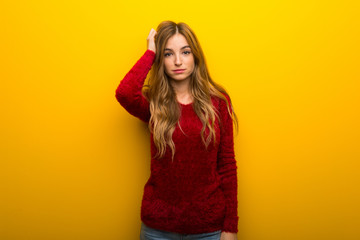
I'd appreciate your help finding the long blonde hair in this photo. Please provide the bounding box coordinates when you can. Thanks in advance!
[143,21,238,161]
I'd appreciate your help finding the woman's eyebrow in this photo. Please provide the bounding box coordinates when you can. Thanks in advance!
[165,46,191,51]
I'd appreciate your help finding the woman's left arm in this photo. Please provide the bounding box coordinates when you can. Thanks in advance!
[217,94,239,235]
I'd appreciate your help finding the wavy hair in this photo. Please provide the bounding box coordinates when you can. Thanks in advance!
[142,21,238,161]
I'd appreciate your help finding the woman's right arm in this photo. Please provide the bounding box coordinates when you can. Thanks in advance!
[115,28,157,123]
[115,49,155,123]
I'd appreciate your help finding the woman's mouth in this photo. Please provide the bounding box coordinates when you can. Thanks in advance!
[173,69,185,74]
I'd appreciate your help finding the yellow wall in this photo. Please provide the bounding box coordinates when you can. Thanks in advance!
[1,0,359,239]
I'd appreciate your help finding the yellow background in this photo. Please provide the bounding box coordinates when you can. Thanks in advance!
[1,0,359,239]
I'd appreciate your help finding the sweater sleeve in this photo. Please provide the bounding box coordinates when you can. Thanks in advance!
[217,94,239,233]
[115,49,156,123]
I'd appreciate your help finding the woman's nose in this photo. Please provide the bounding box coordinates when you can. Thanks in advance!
[175,54,182,65]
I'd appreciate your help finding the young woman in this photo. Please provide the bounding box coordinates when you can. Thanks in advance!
[115,21,239,240]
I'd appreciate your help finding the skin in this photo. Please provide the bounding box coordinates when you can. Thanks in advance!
[147,28,194,105]
[146,28,238,240]
[163,33,195,105]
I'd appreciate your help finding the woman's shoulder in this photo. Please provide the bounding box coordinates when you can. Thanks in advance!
[211,92,231,110]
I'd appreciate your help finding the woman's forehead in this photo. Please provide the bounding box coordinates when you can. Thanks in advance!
[165,34,190,50]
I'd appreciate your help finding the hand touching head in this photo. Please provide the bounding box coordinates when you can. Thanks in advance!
[147,28,157,53]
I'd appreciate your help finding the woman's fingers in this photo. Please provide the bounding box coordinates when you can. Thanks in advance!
[147,28,157,53]
[147,28,156,39]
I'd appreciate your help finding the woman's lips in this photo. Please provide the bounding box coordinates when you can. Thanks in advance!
[173,69,185,74]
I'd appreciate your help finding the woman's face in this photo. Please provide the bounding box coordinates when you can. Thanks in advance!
[163,33,195,84]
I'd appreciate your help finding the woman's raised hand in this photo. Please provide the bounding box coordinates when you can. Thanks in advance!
[147,28,157,54]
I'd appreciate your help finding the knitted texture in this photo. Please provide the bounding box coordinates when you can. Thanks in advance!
[115,49,238,234]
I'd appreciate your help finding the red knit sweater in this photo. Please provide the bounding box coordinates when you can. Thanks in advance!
[115,49,238,234]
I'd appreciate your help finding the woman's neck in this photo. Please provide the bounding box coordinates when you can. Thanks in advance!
[170,78,193,104]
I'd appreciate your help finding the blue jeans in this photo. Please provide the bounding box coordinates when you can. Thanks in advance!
[140,222,222,240]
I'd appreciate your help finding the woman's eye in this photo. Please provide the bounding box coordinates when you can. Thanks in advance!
[164,51,191,57]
